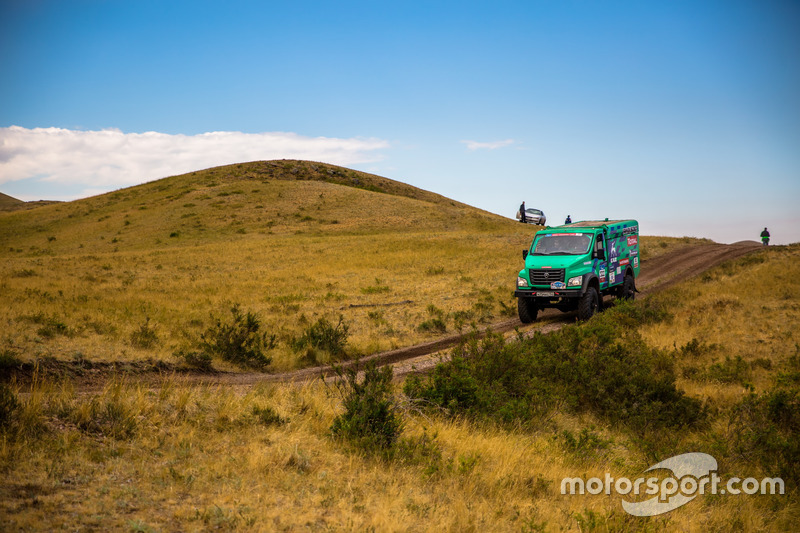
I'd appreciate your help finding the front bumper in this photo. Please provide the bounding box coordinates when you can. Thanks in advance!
[515,288,582,299]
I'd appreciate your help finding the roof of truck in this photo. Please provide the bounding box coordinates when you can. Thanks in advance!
[562,220,631,227]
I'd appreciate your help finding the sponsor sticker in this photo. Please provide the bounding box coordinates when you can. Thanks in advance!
[551,281,566,290]
[599,268,606,283]
[584,261,592,266]
[609,270,616,284]
[627,236,638,246]
[616,266,622,275]
[620,258,630,266]
[623,225,638,236]
[634,257,639,268]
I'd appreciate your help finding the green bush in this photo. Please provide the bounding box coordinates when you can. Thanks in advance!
[200,305,275,369]
[130,318,158,349]
[173,349,214,371]
[292,316,349,358]
[330,360,403,454]
[731,386,800,485]
[418,317,447,333]
[405,300,704,432]
[0,349,22,374]
[418,305,447,333]
[706,355,751,385]
[21,311,74,339]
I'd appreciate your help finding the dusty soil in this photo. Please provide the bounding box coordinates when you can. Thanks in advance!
[2,241,760,390]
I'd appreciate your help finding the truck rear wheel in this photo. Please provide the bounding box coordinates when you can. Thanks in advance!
[517,297,538,323]
[578,287,599,321]
[621,274,636,300]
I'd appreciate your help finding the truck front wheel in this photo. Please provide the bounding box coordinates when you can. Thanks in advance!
[578,287,599,321]
[517,297,538,323]
[621,274,636,300]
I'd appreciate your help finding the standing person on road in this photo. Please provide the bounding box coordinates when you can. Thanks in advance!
[519,201,526,223]
[761,227,770,246]
[565,215,572,224]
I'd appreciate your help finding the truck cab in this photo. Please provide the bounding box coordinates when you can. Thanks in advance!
[514,220,640,322]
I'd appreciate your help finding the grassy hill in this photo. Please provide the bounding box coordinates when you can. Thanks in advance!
[0,191,61,213]
[1,160,542,371]
[0,191,23,210]
[0,159,715,373]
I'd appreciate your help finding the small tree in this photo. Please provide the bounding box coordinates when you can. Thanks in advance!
[293,315,349,357]
[331,361,402,454]
[200,304,275,369]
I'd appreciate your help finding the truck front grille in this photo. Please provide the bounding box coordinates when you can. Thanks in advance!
[530,268,565,285]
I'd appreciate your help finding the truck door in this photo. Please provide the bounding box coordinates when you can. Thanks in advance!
[595,232,608,290]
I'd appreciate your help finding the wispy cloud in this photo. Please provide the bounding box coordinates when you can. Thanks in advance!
[460,139,515,151]
[0,126,389,199]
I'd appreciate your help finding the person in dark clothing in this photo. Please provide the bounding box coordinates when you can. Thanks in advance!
[761,228,770,246]
[565,215,572,224]
[519,201,526,223]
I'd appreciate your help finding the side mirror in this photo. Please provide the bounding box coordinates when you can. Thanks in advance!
[593,249,606,261]
[522,250,529,260]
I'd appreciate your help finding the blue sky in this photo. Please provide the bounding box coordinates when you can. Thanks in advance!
[1,0,798,244]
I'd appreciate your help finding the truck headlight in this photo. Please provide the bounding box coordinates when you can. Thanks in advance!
[568,276,582,287]
[517,276,528,288]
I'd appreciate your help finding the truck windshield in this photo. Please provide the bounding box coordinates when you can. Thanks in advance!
[532,233,592,255]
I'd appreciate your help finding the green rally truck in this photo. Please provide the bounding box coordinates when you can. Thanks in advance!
[514,219,640,322]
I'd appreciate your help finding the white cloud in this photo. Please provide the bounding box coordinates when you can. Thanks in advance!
[0,126,389,198]
[461,139,515,151]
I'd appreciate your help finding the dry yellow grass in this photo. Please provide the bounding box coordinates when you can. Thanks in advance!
[4,162,795,531]
[2,369,796,531]
[641,245,800,402]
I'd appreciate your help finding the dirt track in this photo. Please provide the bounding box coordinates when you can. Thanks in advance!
[165,241,762,387]
[9,241,761,390]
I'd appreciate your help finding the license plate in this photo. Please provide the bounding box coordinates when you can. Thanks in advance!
[536,291,555,297]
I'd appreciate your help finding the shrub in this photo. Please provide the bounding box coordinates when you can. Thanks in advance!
[418,317,447,333]
[418,305,447,333]
[731,386,800,485]
[130,318,158,349]
[405,300,704,432]
[292,316,349,358]
[22,312,74,339]
[0,349,22,373]
[330,360,403,454]
[561,427,612,461]
[706,355,751,385]
[200,305,275,369]
[173,349,214,371]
